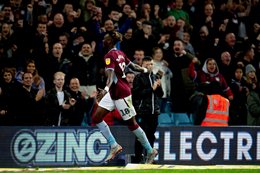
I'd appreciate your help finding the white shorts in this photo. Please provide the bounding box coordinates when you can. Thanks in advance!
[98,92,136,121]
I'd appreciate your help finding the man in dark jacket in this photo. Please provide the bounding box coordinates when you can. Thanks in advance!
[67,77,96,126]
[71,42,98,98]
[10,72,45,125]
[132,56,164,163]
[168,39,199,113]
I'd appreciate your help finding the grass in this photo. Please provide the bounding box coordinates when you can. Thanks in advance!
[1,170,260,173]
[1,165,260,173]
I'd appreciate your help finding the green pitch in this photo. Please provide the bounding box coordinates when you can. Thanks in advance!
[1,170,260,173]
[1,165,260,173]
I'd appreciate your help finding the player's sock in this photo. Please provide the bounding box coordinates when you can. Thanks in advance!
[96,120,118,148]
[132,127,153,154]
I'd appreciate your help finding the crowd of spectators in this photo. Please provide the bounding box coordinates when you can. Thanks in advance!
[0,0,260,126]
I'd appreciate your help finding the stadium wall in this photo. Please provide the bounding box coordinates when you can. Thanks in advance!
[0,126,259,167]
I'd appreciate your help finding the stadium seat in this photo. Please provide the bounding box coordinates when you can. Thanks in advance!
[171,113,193,126]
[158,113,174,126]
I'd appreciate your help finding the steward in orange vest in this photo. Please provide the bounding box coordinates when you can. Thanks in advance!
[201,94,229,126]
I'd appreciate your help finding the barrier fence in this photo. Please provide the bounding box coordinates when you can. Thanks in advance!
[0,126,259,167]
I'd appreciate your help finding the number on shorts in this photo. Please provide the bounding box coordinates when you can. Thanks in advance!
[120,108,130,116]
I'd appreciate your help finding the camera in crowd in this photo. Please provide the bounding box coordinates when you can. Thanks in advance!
[156,70,164,79]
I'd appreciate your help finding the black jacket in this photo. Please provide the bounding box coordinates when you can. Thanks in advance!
[71,54,98,86]
[132,72,163,115]
[44,88,73,126]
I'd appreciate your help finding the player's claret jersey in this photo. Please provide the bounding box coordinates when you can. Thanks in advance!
[104,48,131,99]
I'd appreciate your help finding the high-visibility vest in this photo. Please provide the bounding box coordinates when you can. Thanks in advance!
[201,94,229,126]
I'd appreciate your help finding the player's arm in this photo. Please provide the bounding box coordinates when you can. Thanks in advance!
[97,69,114,101]
[105,69,114,90]
[127,62,148,73]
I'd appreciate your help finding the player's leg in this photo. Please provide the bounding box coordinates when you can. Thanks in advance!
[115,95,158,164]
[93,93,122,161]
[133,115,145,163]
[126,117,158,164]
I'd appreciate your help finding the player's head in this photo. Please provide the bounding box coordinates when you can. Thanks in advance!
[103,31,122,49]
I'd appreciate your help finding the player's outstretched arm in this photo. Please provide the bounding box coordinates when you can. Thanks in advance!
[128,62,148,73]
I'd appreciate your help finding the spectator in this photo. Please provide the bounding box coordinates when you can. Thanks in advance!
[10,72,45,125]
[71,42,98,98]
[224,0,249,37]
[236,42,255,70]
[194,25,215,64]
[254,41,260,78]
[182,0,197,26]
[248,0,260,42]
[132,56,163,163]
[15,59,46,97]
[168,39,199,114]
[107,7,130,32]
[138,3,162,36]
[133,21,157,56]
[175,18,186,40]
[245,64,258,90]
[29,22,49,71]
[218,32,240,61]
[80,0,97,23]
[196,2,220,38]
[196,58,234,100]
[247,80,260,126]
[47,13,67,46]
[119,3,135,29]
[44,71,76,126]
[58,32,74,59]
[152,47,172,113]
[126,48,145,75]
[229,64,248,125]
[120,28,134,58]
[183,31,195,55]
[62,2,80,32]
[45,42,72,90]
[125,71,135,89]
[218,51,234,85]
[132,48,145,66]
[1,4,14,23]
[161,15,177,42]
[67,77,96,126]
[0,67,20,125]
[0,22,17,68]
[168,0,189,24]
[94,19,116,57]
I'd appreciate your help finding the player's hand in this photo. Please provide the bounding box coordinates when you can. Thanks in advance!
[142,67,148,73]
[97,88,107,102]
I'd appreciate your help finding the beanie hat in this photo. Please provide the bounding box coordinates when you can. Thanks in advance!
[245,64,256,74]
